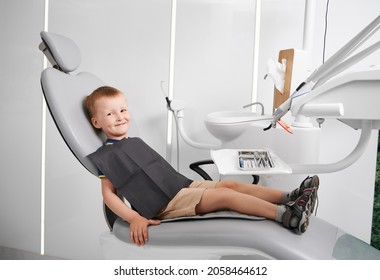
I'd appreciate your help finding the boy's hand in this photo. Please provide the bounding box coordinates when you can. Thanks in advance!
[129,215,161,246]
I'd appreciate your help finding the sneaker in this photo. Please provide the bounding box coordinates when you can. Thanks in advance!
[289,175,319,214]
[282,185,318,234]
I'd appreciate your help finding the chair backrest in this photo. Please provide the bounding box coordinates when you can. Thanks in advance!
[40,31,116,176]
[39,31,134,229]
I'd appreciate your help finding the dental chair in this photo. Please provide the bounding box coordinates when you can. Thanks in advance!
[39,31,380,260]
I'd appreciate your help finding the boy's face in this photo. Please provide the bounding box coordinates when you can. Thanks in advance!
[91,94,131,140]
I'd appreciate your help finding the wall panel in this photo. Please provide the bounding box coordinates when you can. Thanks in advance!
[0,0,45,254]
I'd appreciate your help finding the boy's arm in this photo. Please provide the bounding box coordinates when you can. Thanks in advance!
[101,177,160,246]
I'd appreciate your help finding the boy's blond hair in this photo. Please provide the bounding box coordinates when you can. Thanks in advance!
[84,86,123,117]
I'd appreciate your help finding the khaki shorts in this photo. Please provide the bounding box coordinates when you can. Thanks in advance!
[155,180,218,220]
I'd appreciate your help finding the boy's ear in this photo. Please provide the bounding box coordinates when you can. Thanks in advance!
[91,117,101,129]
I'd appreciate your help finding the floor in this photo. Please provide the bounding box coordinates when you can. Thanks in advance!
[0,246,63,260]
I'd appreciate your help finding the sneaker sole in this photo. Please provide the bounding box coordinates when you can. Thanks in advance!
[308,175,319,214]
[296,183,319,234]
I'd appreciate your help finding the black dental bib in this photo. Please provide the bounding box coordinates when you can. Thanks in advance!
[88,137,193,219]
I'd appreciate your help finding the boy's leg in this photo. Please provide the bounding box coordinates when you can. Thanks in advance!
[216,180,284,204]
[216,176,319,206]
[197,177,319,233]
[195,187,278,220]
[197,182,317,233]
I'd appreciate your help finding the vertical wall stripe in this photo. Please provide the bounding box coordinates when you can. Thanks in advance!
[251,0,261,109]
[166,0,177,163]
[40,0,49,256]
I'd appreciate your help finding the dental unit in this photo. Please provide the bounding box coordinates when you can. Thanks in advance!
[266,15,380,174]
[169,15,380,176]
[38,15,380,260]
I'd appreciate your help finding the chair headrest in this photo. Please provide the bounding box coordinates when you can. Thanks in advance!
[39,31,81,73]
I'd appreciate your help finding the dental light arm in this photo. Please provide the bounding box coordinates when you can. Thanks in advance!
[309,15,380,85]
[267,15,380,130]
[314,40,380,88]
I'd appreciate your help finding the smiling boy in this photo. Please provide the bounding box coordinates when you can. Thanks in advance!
[85,86,319,246]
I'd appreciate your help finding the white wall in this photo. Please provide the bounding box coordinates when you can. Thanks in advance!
[0,0,379,259]
[0,0,45,255]
[172,0,260,175]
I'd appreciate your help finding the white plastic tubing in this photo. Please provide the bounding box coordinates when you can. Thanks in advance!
[175,110,219,150]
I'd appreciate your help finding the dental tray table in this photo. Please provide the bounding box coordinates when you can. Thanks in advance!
[211,149,292,175]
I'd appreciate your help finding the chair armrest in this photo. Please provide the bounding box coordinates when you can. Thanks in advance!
[189,160,215,180]
[189,159,260,184]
